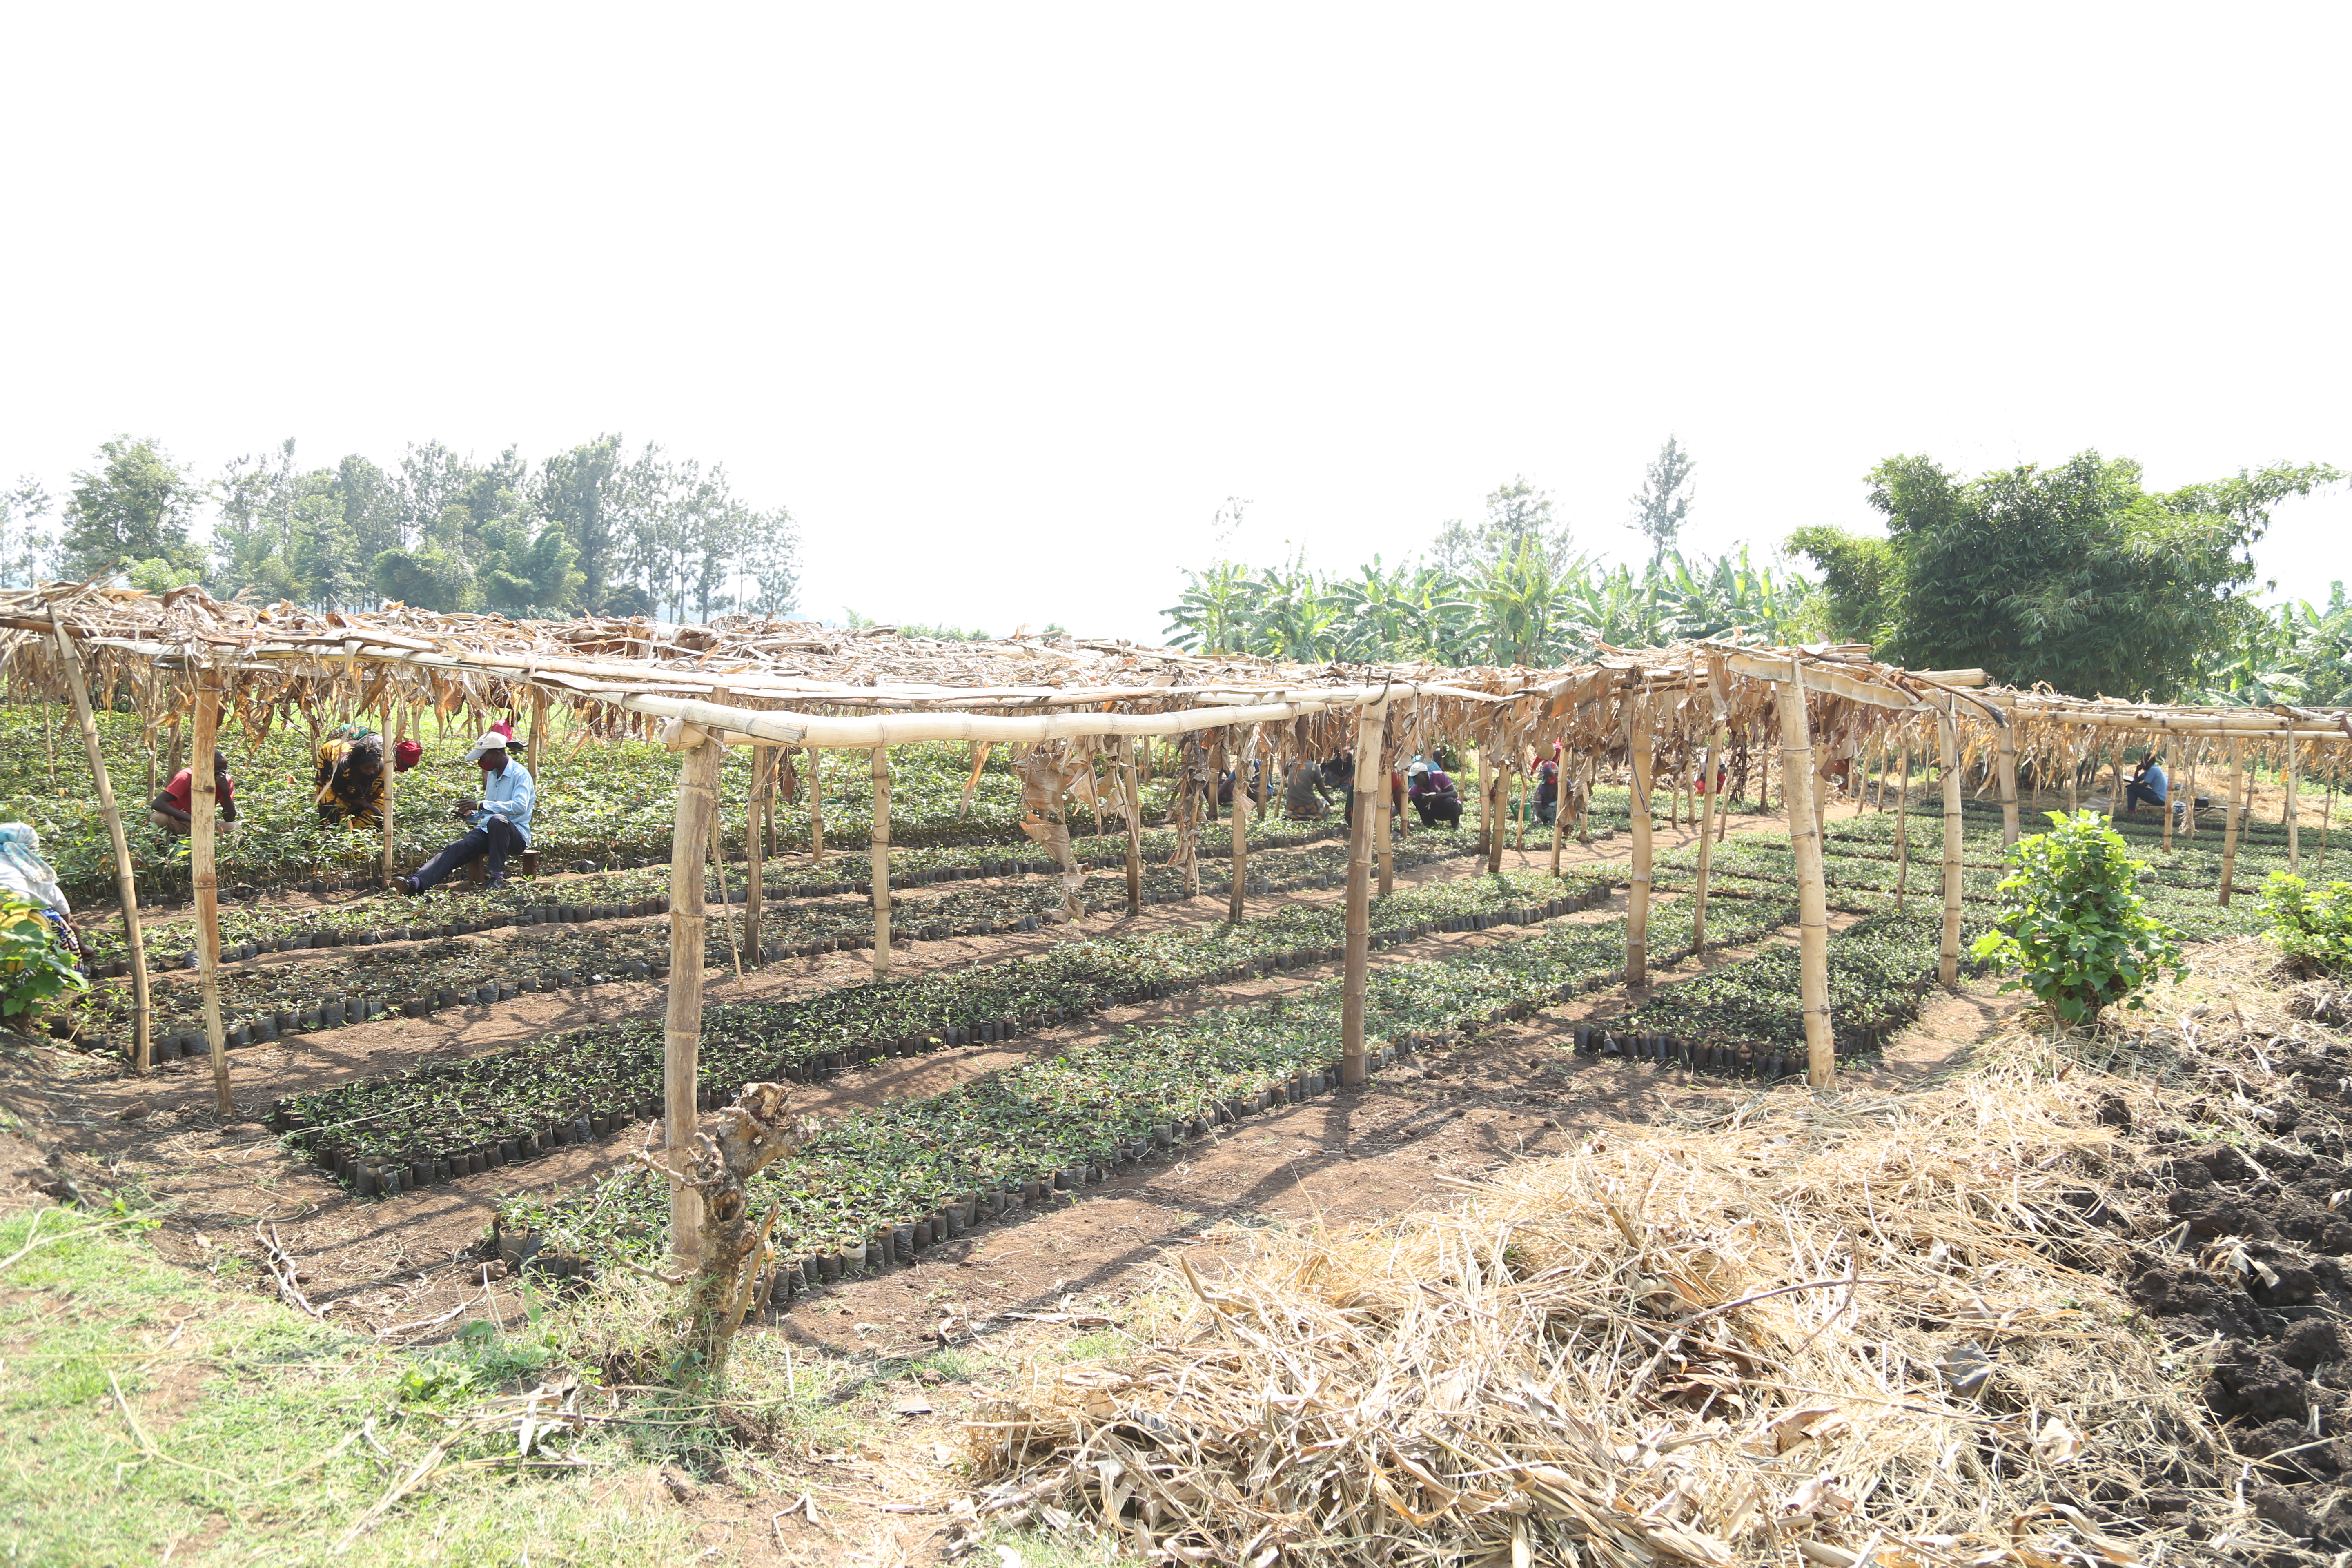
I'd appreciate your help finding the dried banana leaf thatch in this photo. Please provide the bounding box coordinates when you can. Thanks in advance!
[967,1071,2190,1567]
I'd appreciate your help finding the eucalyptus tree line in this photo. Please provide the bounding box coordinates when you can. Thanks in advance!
[3,432,800,621]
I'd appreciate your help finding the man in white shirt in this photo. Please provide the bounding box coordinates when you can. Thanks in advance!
[395,731,537,893]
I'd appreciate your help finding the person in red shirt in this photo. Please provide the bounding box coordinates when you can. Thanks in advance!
[150,751,238,835]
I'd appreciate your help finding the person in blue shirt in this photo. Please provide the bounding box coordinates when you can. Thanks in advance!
[2125,751,2169,816]
[396,730,535,893]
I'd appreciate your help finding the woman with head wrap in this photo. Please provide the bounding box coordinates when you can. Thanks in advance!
[0,824,79,958]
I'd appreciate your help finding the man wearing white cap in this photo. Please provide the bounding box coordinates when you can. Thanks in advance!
[394,729,536,894]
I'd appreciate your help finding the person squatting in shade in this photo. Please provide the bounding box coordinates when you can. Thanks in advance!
[313,726,423,830]
[149,748,238,836]
[2125,751,2169,815]
[394,729,535,893]
[1408,758,1462,828]
[1532,747,1559,825]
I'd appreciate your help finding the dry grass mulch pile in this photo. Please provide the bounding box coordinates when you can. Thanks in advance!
[962,1065,2215,1566]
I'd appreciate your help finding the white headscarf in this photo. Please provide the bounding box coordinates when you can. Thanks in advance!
[0,824,68,914]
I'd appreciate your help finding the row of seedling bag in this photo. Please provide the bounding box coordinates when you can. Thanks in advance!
[274,866,1628,1194]
[89,836,1489,1060]
[494,885,1844,1291]
[78,810,1457,972]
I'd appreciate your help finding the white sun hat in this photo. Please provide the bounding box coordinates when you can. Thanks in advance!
[462,730,512,764]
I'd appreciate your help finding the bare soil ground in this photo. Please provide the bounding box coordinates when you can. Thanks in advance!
[11,804,1987,1565]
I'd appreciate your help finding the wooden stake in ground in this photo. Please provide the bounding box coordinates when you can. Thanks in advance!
[664,721,721,1260]
[1484,719,1507,875]
[1776,662,1833,1087]
[1473,732,1492,865]
[1938,709,1963,986]
[2287,739,2302,873]
[380,700,401,888]
[526,687,548,780]
[1120,736,1143,915]
[1227,726,1250,922]
[1997,712,2020,848]
[2162,740,2176,852]
[1547,748,1565,879]
[49,610,150,1073]
[1376,727,1396,897]
[189,674,231,1116]
[808,746,825,862]
[2184,741,2202,840]
[2220,739,2246,906]
[1339,700,1387,1087]
[869,746,892,977]
[743,746,768,966]
[1692,664,1728,953]
[957,741,992,818]
[1895,736,1912,911]
[1625,698,1656,988]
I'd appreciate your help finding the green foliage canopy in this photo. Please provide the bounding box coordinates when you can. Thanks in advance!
[1835,451,2338,698]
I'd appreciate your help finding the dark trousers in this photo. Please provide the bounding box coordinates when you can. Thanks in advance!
[1415,795,1461,828]
[413,818,525,891]
[2125,782,2165,813]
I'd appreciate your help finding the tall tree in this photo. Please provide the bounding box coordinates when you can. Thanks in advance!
[1,476,54,588]
[333,454,404,566]
[1432,477,1574,575]
[61,437,204,580]
[1627,437,1696,569]
[536,434,623,612]
[1784,524,1897,647]
[1864,450,2339,700]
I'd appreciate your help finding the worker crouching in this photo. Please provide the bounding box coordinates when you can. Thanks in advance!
[394,731,535,893]
[314,728,419,830]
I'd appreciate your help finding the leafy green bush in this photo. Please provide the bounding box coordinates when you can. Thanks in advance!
[1971,811,2183,1025]
[0,896,88,1024]
[2263,873,2352,973]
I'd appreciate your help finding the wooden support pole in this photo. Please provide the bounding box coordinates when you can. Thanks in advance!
[1693,712,1727,953]
[2287,741,2302,874]
[1547,751,1565,879]
[1776,664,1833,1088]
[381,699,399,888]
[1895,740,1912,912]
[743,746,768,966]
[869,747,892,978]
[1997,717,2020,848]
[1227,726,1250,923]
[1938,710,1963,987]
[1474,732,1492,865]
[1376,727,1396,897]
[1625,700,1655,989]
[1121,736,1143,916]
[1484,718,1507,876]
[2220,740,2246,906]
[189,675,231,1116]
[49,610,150,1074]
[1340,702,1387,1087]
[527,687,548,780]
[2188,741,2205,840]
[664,724,720,1261]
[808,746,825,862]
[2162,739,2176,852]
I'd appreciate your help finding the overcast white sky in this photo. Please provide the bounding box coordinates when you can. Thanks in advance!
[3,4,2345,641]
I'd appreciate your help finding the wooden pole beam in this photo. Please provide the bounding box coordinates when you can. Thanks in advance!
[665,724,720,1261]
[2288,740,2303,874]
[48,610,150,1074]
[1227,726,1250,922]
[1776,664,1833,1087]
[744,746,769,967]
[189,674,231,1116]
[1997,718,2020,848]
[1121,736,1143,916]
[1938,711,1963,986]
[1625,698,1656,989]
[1340,701,1387,1087]
[2220,740,2246,906]
[870,746,891,979]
